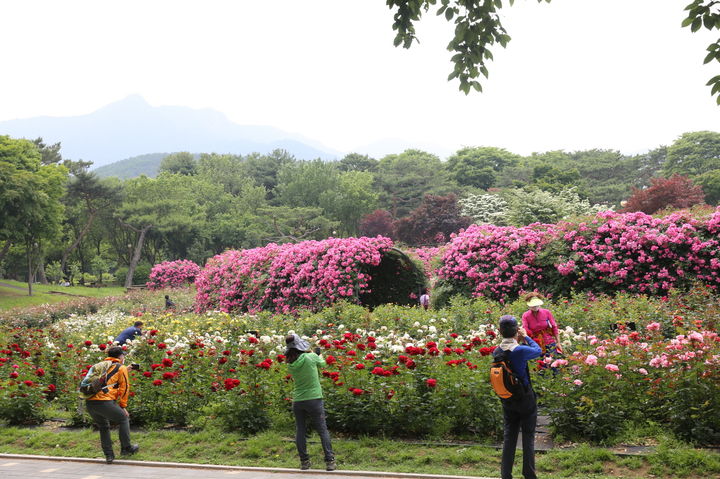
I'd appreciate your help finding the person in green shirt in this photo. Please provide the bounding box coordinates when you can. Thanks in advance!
[285,334,335,471]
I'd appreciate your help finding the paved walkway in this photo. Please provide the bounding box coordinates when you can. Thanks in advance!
[0,455,495,479]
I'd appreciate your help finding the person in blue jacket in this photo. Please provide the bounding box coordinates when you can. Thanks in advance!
[495,315,542,479]
[115,321,143,345]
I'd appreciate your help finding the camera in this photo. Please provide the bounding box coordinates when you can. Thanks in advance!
[129,363,140,371]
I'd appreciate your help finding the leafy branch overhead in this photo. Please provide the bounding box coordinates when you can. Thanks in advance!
[389,0,720,103]
[682,0,720,104]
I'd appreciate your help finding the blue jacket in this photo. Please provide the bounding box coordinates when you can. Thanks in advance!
[115,326,141,345]
[506,336,542,388]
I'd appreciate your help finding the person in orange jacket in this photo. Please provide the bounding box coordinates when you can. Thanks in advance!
[83,346,139,464]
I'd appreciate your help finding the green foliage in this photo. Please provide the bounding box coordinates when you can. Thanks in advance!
[664,131,720,177]
[446,146,521,190]
[159,152,197,176]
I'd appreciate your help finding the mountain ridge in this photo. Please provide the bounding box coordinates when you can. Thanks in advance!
[0,95,343,168]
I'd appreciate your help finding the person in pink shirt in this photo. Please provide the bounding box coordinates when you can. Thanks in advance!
[521,293,561,366]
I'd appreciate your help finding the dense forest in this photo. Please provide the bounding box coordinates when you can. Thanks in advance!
[1,131,719,288]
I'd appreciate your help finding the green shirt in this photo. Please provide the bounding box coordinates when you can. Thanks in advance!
[287,352,326,402]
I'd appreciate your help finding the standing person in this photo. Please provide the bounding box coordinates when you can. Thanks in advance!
[419,289,430,311]
[521,293,560,364]
[285,334,335,471]
[114,321,143,345]
[83,346,139,464]
[495,315,542,479]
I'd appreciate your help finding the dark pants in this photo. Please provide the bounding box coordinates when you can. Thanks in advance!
[501,391,538,479]
[86,400,132,457]
[293,399,334,462]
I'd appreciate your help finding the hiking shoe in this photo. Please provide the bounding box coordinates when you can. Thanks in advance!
[121,444,140,456]
[326,460,336,471]
[105,454,115,464]
[300,459,311,470]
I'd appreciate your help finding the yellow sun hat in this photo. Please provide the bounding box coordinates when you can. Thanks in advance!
[526,297,544,307]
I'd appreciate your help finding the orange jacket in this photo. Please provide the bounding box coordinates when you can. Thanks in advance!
[86,357,130,408]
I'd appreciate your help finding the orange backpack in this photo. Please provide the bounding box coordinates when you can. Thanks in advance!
[490,348,525,400]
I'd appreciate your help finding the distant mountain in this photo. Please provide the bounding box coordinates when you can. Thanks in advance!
[94,153,169,179]
[0,95,343,168]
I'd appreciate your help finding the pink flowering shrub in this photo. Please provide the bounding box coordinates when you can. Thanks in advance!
[437,223,558,301]
[555,210,720,295]
[194,236,425,314]
[407,246,444,280]
[147,260,201,290]
[436,208,720,302]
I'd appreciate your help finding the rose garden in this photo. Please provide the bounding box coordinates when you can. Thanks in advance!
[1,208,719,475]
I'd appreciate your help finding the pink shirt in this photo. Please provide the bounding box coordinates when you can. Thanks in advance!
[521,308,559,345]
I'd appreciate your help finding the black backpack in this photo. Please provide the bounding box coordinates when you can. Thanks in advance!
[490,348,526,401]
[79,361,122,398]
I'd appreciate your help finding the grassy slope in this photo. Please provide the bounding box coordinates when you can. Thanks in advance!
[0,427,717,479]
[0,279,126,311]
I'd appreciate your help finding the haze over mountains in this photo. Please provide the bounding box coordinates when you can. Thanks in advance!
[0,95,349,170]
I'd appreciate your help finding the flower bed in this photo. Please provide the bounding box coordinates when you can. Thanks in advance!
[1,291,718,444]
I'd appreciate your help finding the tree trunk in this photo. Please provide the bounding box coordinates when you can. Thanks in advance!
[61,210,98,274]
[36,257,49,285]
[124,225,152,288]
[26,240,33,296]
[0,241,11,265]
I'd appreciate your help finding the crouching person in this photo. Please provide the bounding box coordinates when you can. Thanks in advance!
[285,334,335,471]
[82,346,139,464]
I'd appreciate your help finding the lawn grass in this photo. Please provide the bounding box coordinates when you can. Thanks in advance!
[0,279,126,311]
[0,426,717,479]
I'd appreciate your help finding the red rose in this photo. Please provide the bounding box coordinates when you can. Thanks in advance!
[150,329,158,336]
[426,378,437,388]
[157,343,167,349]
[9,371,18,379]
[248,336,259,344]
[325,355,337,365]
[222,350,231,356]
[84,340,93,346]
[46,384,56,392]
[143,371,152,378]
[150,363,161,370]
[162,358,173,367]
[23,380,34,387]
[162,372,175,380]
[355,363,365,370]
[98,344,107,351]
[153,379,163,386]
[218,357,228,364]
[35,368,45,377]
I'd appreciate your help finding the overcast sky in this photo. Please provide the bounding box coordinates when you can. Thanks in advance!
[2,0,718,158]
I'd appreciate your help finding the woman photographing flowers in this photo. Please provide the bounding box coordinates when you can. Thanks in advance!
[521,293,561,367]
[285,333,335,471]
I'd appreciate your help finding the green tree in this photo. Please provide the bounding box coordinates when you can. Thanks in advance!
[337,153,378,173]
[245,149,296,199]
[695,169,720,204]
[275,159,340,208]
[159,152,197,176]
[320,171,379,235]
[0,136,67,294]
[447,146,521,189]
[664,131,720,177]
[376,149,454,217]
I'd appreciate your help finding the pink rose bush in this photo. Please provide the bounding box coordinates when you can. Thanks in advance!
[437,223,558,301]
[195,236,425,314]
[147,260,201,290]
[436,208,720,302]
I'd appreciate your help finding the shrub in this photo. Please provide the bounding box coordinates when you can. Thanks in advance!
[146,259,201,290]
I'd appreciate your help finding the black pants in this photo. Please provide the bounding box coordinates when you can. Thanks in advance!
[293,399,334,463]
[501,391,537,479]
[86,400,132,457]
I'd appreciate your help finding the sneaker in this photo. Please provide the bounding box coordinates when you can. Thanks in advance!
[326,460,336,471]
[105,454,115,464]
[121,444,140,456]
[300,459,311,470]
